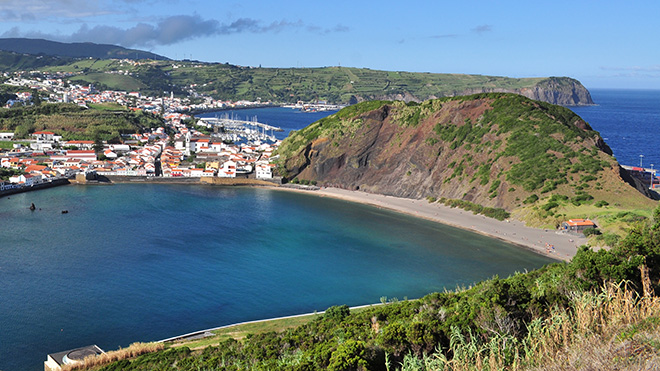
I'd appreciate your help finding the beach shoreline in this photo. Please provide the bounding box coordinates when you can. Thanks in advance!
[274,186,587,261]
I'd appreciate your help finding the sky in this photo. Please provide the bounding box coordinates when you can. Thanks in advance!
[0,0,659,89]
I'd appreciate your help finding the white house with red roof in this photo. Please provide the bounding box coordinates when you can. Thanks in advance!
[64,140,94,149]
[103,149,118,159]
[218,160,237,178]
[256,162,275,179]
[64,150,97,161]
[32,131,56,141]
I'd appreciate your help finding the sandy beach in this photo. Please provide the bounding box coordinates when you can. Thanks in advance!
[277,186,587,261]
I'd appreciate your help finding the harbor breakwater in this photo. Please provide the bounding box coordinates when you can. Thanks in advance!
[0,178,69,197]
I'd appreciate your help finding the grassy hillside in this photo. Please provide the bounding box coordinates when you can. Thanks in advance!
[65,210,660,371]
[68,72,147,91]
[0,103,162,142]
[0,50,73,72]
[276,94,656,237]
[165,65,548,103]
[0,38,167,60]
[35,58,591,105]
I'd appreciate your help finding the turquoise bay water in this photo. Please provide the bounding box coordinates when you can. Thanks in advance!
[7,89,659,370]
[0,185,554,370]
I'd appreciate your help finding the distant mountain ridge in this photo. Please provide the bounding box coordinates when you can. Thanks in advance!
[0,38,593,106]
[0,38,168,61]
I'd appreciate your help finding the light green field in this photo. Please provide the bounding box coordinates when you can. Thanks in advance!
[88,102,127,111]
[0,140,27,149]
[169,305,376,350]
[170,314,319,350]
[69,73,147,91]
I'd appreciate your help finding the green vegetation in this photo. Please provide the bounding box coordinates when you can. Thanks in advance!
[277,93,654,235]
[437,197,511,221]
[33,57,579,103]
[69,73,147,92]
[0,103,162,142]
[0,50,73,72]
[0,168,23,181]
[0,140,28,149]
[87,103,127,111]
[275,100,391,161]
[84,208,660,371]
[290,178,318,186]
[485,94,604,192]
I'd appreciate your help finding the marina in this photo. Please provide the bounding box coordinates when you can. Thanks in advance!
[197,114,283,143]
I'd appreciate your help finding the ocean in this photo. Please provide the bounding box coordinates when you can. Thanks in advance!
[0,185,554,371]
[571,89,660,168]
[2,90,659,370]
[197,106,335,140]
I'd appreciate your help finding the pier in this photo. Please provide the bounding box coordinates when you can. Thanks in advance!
[198,115,283,143]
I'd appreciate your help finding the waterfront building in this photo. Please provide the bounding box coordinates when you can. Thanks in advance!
[256,162,275,179]
[44,345,104,371]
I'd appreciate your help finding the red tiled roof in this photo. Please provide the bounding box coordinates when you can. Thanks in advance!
[566,219,595,227]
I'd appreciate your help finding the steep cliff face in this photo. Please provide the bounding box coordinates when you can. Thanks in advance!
[352,77,594,106]
[517,77,594,106]
[277,94,650,212]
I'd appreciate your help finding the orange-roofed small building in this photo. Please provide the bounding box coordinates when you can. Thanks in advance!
[561,219,596,233]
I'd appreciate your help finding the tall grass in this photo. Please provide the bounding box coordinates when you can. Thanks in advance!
[397,266,660,370]
[62,342,164,371]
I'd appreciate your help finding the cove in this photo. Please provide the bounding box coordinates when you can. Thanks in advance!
[0,184,555,370]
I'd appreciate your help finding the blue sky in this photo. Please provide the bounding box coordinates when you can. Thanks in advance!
[1,0,658,89]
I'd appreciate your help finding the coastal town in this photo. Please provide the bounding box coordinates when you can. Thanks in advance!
[0,65,288,193]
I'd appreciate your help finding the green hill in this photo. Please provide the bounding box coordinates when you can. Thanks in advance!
[276,94,656,235]
[0,39,593,105]
[0,50,73,71]
[0,103,162,143]
[37,58,593,105]
[0,38,168,61]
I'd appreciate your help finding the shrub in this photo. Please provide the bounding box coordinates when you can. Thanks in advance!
[324,305,350,321]
[523,194,539,204]
[583,227,601,236]
[595,200,609,207]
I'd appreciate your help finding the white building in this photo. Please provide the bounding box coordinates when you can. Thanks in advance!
[256,163,275,179]
[218,160,237,178]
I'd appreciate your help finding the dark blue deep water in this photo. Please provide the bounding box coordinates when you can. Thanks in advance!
[571,89,660,168]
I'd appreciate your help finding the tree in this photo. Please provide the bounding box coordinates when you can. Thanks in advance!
[93,135,104,155]
[328,340,369,371]
[324,305,350,321]
[31,89,41,106]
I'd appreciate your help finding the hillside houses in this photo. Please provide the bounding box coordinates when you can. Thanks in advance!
[0,73,282,186]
